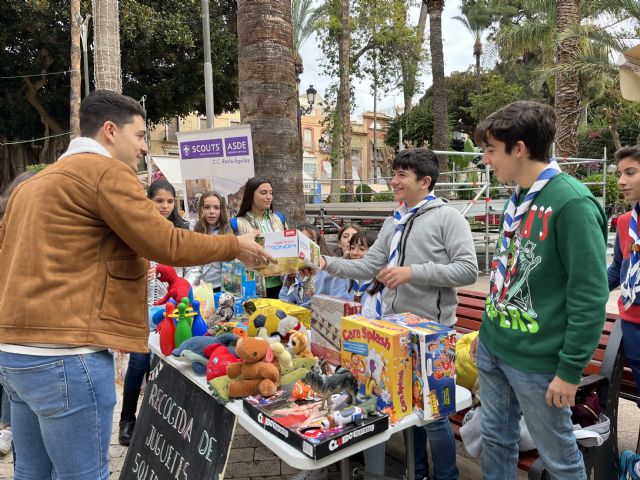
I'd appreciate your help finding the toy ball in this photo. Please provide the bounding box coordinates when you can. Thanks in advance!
[246,305,288,338]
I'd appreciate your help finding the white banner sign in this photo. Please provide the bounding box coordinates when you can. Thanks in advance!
[177,125,255,218]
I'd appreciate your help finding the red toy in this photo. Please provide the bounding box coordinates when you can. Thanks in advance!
[153,264,193,306]
[204,343,241,381]
[158,303,176,355]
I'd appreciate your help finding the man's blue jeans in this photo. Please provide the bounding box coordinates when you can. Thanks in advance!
[0,350,115,480]
[477,340,586,480]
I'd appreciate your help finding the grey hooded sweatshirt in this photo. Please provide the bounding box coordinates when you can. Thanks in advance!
[324,198,478,326]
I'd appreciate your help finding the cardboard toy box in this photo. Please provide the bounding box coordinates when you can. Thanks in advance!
[382,313,457,420]
[340,315,413,420]
[243,395,388,460]
[250,229,321,276]
[311,295,361,366]
[222,260,258,298]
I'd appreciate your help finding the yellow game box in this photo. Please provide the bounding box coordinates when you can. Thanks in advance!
[250,229,321,276]
[340,315,413,421]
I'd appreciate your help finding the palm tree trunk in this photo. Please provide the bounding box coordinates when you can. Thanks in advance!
[426,0,448,170]
[70,0,81,139]
[402,3,428,116]
[238,0,304,226]
[474,37,482,122]
[92,0,122,92]
[340,0,353,201]
[554,0,580,158]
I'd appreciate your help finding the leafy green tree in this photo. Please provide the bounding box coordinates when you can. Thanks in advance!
[0,0,239,167]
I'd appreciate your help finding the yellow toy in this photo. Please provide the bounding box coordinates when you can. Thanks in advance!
[455,331,479,392]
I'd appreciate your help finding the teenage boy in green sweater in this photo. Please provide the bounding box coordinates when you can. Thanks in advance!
[473,101,608,479]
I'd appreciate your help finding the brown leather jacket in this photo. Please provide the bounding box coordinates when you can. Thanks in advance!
[0,154,239,352]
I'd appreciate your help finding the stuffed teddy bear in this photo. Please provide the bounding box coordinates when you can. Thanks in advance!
[154,265,193,306]
[227,336,280,398]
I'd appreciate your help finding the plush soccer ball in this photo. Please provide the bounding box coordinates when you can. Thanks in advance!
[246,304,289,338]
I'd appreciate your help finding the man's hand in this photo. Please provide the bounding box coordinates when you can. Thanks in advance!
[235,230,277,268]
[545,376,579,408]
[376,266,412,289]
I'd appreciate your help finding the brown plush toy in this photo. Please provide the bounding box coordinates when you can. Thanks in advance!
[227,335,280,397]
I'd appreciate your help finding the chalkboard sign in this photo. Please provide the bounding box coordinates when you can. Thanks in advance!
[121,356,236,480]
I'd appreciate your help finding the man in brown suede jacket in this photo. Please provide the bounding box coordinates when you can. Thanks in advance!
[0,90,274,478]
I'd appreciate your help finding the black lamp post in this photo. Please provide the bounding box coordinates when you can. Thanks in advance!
[299,85,317,116]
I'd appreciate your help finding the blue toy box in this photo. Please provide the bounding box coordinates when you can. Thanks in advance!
[221,260,258,298]
[382,313,457,421]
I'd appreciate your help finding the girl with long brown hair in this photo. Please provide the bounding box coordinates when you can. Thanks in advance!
[185,191,232,291]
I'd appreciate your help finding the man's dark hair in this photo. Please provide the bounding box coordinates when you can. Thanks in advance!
[392,148,440,192]
[474,100,556,162]
[615,145,640,163]
[79,90,146,137]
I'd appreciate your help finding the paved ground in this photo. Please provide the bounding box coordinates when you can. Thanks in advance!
[0,275,637,479]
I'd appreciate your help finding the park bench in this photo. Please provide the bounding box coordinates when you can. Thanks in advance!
[451,289,625,479]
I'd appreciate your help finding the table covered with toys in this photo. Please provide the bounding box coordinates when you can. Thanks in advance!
[128,229,473,479]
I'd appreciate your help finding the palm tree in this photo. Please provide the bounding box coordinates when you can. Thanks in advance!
[554,0,581,157]
[490,0,636,157]
[92,0,122,92]
[292,0,324,52]
[70,0,81,138]
[237,0,304,225]
[454,0,494,122]
[425,0,448,169]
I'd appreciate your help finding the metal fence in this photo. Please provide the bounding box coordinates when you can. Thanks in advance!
[305,149,608,274]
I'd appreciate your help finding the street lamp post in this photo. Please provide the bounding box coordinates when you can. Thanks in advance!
[298,85,317,117]
[76,13,91,98]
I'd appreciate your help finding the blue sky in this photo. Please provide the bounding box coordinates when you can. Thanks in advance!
[297,0,479,118]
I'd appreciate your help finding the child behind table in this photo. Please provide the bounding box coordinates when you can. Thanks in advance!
[185,191,232,292]
[347,230,382,318]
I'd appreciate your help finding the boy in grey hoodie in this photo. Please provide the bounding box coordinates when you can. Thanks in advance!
[321,148,477,480]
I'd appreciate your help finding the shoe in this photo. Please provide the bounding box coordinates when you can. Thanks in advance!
[289,468,329,480]
[0,429,12,455]
[118,420,135,446]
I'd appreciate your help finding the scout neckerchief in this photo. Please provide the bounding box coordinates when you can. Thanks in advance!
[287,274,307,303]
[489,160,561,311]
[621,201,640,309]
[374,194,436,317]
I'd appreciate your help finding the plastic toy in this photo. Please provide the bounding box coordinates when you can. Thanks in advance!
[303,366,358,414]
[227,336,280,398]
[158,302,176,356]
[190,299,208,336]
[174,299,194,348]
[154,265,193,306]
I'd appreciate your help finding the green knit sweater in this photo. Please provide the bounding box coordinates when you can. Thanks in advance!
[480,173,608,384]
